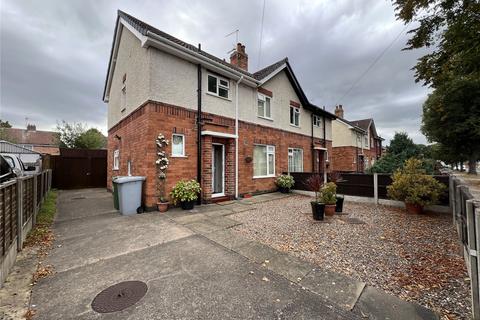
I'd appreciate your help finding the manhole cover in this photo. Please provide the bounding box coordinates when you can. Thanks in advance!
[91,281,147,313]
[342,217,366,224]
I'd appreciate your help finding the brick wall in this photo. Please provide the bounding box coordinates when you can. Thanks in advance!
[108,100,333,207]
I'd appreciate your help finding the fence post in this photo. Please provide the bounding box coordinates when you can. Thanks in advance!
[471,202,480,319]
[450,176,456,224]
[16,179,23,251]
[466,199,480,319]
[373,173,378,205]
[33,174,38,225]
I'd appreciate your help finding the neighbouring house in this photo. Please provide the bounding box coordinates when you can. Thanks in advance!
[103,10,336,207]
[0,140,43,170]
[2,124,59,155]
[331,105,383,172]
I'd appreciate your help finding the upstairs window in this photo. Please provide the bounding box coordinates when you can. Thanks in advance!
[288,148,303,172]
[313,115,321,127]
[207,74,229,98]
[257,93,271,119]
[121,74,127,112]
[290,105,300,126]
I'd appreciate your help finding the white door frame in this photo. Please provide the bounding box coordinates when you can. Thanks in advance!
[211,143,225,198]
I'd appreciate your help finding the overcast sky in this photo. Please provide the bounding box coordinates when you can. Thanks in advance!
[0,0,431,144]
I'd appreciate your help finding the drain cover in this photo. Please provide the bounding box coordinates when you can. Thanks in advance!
[91,281,147,313]
[342,217,366,224]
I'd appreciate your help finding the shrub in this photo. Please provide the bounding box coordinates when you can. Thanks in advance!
[170,180,201,205]
[387,158,446,206]
[306,174,323,202]
[320,182,337,205]
[276,174,295,188]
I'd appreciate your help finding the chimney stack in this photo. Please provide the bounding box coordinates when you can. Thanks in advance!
[230,43,248,71]
[334,105,344,118]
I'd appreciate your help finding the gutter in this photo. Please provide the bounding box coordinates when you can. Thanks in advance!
[235,75,244,199]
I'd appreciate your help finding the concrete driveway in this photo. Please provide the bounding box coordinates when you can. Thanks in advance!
[30,189,437,319]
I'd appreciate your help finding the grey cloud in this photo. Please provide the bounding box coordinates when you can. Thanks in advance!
[1,0,430,143]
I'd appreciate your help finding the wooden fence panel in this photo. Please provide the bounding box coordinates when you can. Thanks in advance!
[0,182,17,258]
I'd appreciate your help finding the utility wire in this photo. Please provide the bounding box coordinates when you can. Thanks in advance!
[257,0,266,69]
[337,23,411,103]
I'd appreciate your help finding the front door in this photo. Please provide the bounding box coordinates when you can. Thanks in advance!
[212,144,225,197]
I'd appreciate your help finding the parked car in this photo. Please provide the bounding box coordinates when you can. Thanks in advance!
[0,153,36,177]
[0,155,16,183]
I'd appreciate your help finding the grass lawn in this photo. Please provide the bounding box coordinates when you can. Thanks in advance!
[25,190,57,247]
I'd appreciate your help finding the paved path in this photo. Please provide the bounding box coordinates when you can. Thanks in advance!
[30,189,438,319]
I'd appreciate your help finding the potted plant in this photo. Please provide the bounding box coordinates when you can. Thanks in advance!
[170,179,202,210]
[387,158,446,214]
[155,133,170,212]
[276,174,295,193]
[320,182,337,216]
[328,171,345,212]
[306,174,324,220]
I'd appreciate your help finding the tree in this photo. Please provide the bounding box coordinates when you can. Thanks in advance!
[422,77,480,174]
[55,121,106,149]
[76,128,107,149]
[369,132,436,174]
[392,0,480,86]
[0,120,12,128]
[393,0,480,174]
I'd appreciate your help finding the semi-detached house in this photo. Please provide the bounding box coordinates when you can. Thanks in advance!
[104,11,336,208]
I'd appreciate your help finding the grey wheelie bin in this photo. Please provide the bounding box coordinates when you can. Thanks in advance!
[114,176,146,215]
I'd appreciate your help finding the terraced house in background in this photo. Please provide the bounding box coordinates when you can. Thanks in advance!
[331,105,383,173]
[103,11,336,208]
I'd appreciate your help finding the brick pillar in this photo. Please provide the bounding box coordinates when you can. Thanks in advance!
[202,136,212,201]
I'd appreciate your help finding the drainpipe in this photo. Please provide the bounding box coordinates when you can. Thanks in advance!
[311,113,315,172]
[196,46,202,204]
[235,75,244,199]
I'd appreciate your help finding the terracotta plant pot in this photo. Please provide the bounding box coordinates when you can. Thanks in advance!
[157,202,169,213]
[405,202,423,214]
[324,204,336,216]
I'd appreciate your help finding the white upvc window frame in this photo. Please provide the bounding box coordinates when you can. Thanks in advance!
[207,74,230,99]
[257,93,272,119]
[290,105,300,127]
[253,144,275,178]
[171,133,185,157]
[313,115,321,127]
[113,149,120,170]
[288,148,304,173]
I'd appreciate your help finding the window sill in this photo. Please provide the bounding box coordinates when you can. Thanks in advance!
[171,155,188,158]
[253,175,276,179]
[113,168,119,171]
[206,92,231,101]
[289,124,300,128]
[258,116,273,122]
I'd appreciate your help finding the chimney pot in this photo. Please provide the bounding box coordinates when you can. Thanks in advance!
[334,105,344,118]
[230,42,248,71]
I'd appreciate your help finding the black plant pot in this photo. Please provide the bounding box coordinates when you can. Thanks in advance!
[335,195,344,212]
[279,187,290,194]
[310,201,325,221]
[180,200,195,210]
